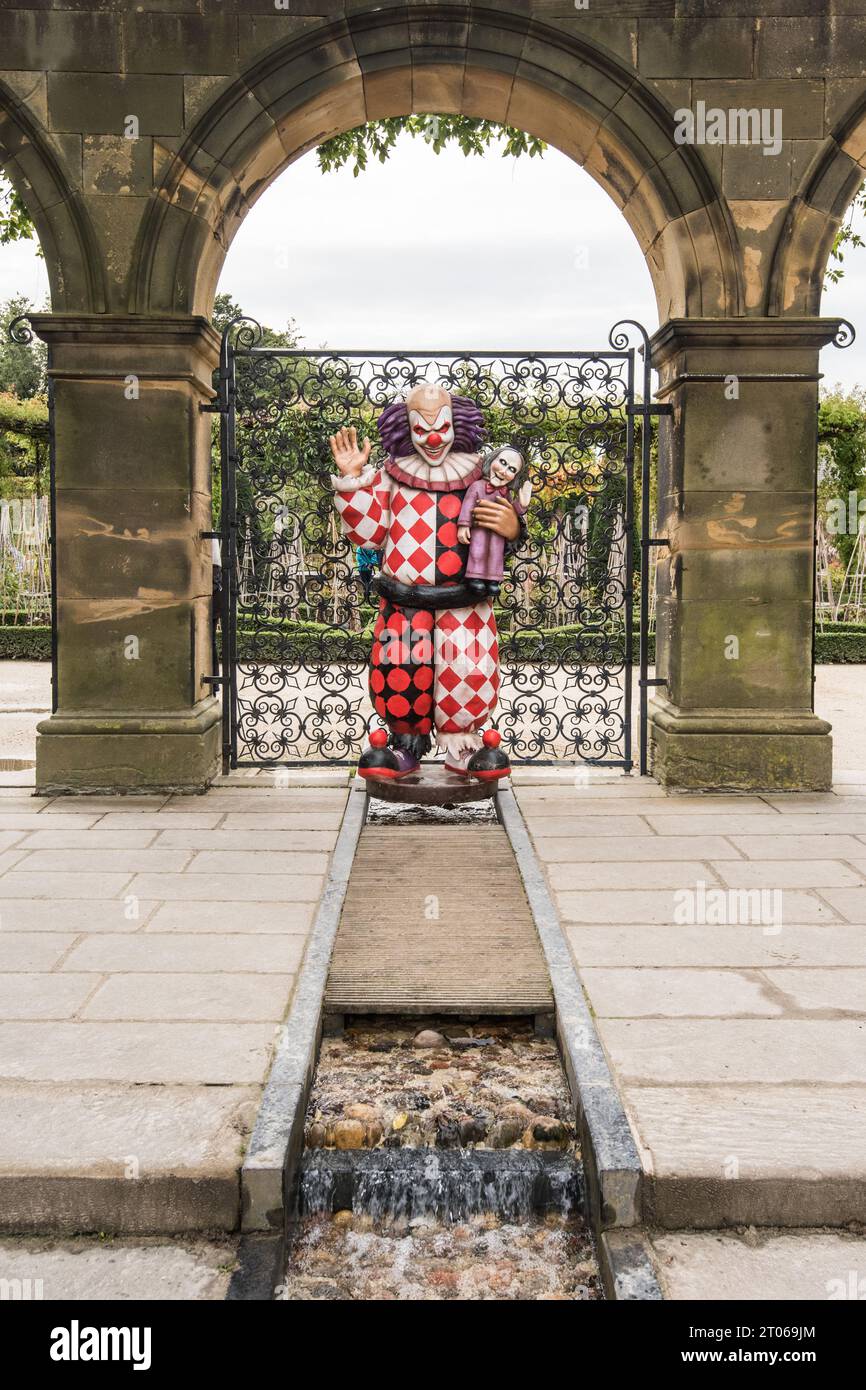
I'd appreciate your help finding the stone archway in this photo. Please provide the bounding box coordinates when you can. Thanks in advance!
[2,2,856,794]
[131,11,742,325]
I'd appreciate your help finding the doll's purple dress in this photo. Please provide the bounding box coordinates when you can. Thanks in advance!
[458,479,527,582]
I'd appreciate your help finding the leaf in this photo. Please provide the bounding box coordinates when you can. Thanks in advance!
[316,115,547,177]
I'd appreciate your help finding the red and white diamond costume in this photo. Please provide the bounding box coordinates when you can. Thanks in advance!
[332,446,500,762]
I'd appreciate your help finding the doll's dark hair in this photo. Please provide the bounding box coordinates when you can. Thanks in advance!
[479,438,533,490]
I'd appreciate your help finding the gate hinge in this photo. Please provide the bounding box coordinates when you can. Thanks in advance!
[639,677,668,688]
[201,530,229,542]
[646,538,671,548]
[628,403,673,416]
[202,675,227,688]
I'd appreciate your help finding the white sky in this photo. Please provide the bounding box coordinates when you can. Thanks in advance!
[1,132,864,390]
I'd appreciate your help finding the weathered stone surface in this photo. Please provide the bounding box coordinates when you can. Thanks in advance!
[581,968,783,1018]
[0,1238,235,1298]
[600,1019,866,1085]
[82,972,294,1022]
[652,1229,866,1301]
[639,19,755,78]
[62,932,306,974]
[651,727,833,793]
[47,73,184,135]
[565,925,866,969]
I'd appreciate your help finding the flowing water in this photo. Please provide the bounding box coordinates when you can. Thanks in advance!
[278,1017,602,1301]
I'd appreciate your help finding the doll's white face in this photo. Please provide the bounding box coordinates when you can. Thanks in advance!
[489,447,523,487]
[406,384,454,465]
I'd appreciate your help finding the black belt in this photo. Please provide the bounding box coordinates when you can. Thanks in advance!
[374,573,477,611]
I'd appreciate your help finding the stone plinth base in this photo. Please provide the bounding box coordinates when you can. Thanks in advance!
[35,700,221,794]
[649,697,832,791]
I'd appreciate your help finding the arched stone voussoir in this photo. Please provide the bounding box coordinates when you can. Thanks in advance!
[0,81,106,313]
[134,6,737,320]
[770,85,866,317]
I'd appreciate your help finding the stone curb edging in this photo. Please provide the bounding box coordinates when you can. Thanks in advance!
[229,781,368,1296]
[496,787,663,1300]
[599,1230,665,1302]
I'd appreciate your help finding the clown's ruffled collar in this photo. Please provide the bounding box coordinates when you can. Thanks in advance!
[385,450,482,493]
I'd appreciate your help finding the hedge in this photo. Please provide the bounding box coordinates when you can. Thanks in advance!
[3,625,866,664]
[0,625,51,658]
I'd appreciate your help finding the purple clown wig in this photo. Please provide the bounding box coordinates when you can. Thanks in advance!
[377,391,485,460]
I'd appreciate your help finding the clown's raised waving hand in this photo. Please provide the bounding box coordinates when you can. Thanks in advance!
[329,425,371,479]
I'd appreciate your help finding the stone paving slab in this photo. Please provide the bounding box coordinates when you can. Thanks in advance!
[711,859,862,888]
[0,1237,237,1297]
[1,1022,279,1084]
[0,785,347,1233]
[62,932,306,974]
[18,848,193,874]
[517,781,866,1230]
[728,833,866,859]
[534,834,745,861]
[0,901,160,931]
[151,828,338,851]
[83,972,294,1022]
[548,860,725,890]
[144,901,315,933]
[632,1087,866,1184]
[601,1020,866,1085]
[556,888,840,924]
[19,829,161,848]
[567,925,866,968]
[0,933,78,969]
[651,1229,866,1301]
[582,968,785,1018]
[0,973,101,1020]
[124,872,324,902]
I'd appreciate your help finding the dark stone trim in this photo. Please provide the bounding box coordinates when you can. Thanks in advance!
[225,1233,285,1303]
[599,1230,664,1302]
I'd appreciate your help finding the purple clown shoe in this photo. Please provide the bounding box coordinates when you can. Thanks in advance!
[358,729,420,781]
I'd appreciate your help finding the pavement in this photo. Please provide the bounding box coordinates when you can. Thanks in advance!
[0,772,349,1235]
[511,767,866,1298]
[2,660,866,1299]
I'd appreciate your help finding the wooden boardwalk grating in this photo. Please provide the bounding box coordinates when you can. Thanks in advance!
[324,824,554,1015]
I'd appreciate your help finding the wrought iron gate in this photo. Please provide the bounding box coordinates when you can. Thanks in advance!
[209,318,658,773]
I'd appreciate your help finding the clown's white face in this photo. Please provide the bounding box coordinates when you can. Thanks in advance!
[406,385,455,466]
[489,447,523,487]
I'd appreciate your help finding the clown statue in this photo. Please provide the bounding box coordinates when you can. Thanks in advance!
[329,384,524,782]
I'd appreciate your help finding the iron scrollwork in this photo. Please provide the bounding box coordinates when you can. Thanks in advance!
[220,335,640,767]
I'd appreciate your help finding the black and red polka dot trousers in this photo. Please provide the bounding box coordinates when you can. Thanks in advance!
[369,595,499,742]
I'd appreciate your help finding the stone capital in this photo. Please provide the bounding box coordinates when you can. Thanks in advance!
[29,313,220,398]
[649,316,851,396]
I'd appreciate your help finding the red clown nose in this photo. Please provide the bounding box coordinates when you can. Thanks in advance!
[426,432,443,447]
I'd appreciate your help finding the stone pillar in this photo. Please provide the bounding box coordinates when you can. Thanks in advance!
[32,315,221,793]
[648,318,842,792]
